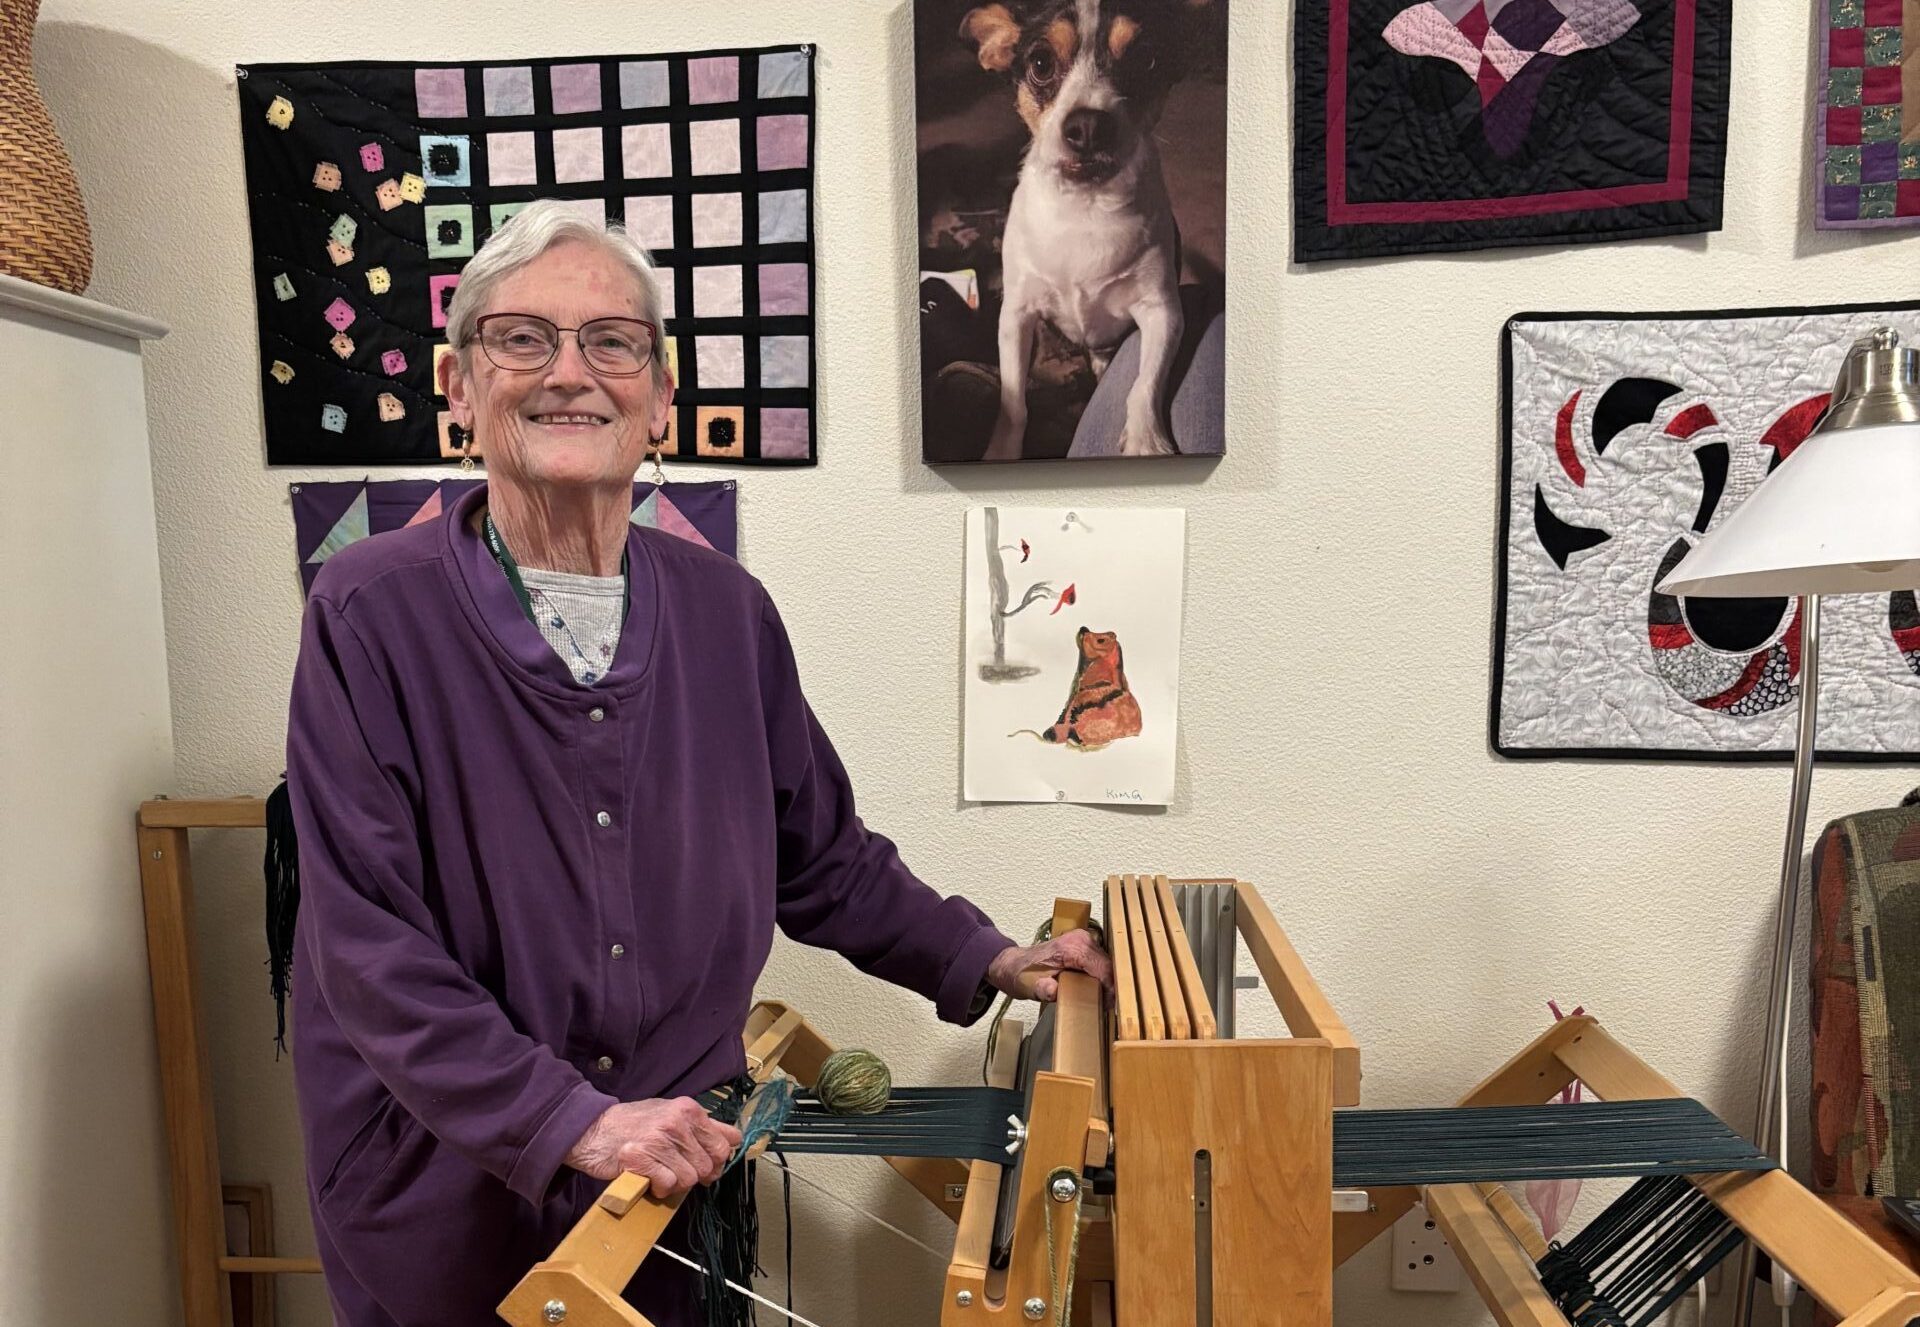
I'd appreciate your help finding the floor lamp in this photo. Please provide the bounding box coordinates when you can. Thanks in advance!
[1657,327,1920,1326]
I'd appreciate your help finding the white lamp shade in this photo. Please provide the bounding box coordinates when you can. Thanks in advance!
[1656,419,1920,597]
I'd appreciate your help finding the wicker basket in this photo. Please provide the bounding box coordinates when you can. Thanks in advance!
[0,0,91,294]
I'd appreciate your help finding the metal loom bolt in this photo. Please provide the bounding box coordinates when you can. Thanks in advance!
[1050,1175,1078,1203]
[542,1301,567,1323]
[954,1290,974,1308]
[1023,1297,1047,1319]
[1005,1114,1028,1155]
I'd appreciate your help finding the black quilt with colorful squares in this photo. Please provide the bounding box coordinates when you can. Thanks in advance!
[238,48,817,465]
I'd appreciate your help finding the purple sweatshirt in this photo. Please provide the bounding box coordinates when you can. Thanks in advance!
[286,483,1012,1326]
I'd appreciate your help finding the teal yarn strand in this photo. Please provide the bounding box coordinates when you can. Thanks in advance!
[815,1048,893,1115]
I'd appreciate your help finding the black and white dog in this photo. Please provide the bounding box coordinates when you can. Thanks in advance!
[962,0,1209,460]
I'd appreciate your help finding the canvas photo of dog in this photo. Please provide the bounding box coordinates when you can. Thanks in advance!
[916,0,1228,464]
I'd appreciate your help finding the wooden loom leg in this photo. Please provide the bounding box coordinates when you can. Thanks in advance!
[1423,1184,1566,1327]
[138,823,229,1327]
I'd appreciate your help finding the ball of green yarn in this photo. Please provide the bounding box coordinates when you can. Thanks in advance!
[816,1048,892,1115]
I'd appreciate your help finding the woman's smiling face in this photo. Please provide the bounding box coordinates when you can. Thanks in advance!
[443,237,673,494]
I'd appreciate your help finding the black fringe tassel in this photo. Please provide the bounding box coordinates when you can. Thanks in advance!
[264,779,301,1056]
[683,1073,770,1326]
[685,1160,763,1327]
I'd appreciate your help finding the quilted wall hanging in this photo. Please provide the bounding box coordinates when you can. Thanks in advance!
[1816,0,1920,229]
[238,47,816,467]
[1495,302,1920,760]
[1293,0,1731,261]
[291,478,737,595]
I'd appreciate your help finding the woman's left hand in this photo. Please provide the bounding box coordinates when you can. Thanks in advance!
[986,928,1115,1002]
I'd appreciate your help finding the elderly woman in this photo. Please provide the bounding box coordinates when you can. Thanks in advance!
[286,198,1109,1327]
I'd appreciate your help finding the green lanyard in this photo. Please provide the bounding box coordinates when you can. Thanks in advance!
[482,509,630,627]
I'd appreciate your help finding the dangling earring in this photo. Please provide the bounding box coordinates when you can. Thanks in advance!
[459,429,475,473]
[646,435,666,487]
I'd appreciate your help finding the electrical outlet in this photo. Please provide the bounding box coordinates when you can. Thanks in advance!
[1390,1204,1466,1292]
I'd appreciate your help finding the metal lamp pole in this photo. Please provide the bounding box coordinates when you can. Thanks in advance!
[1731,594,1818,1327]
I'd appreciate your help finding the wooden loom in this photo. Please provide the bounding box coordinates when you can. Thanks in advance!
[126,812,1919,1326]
[505,875,1920,1327]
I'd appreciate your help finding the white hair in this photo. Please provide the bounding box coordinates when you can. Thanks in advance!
[445,199,668,388]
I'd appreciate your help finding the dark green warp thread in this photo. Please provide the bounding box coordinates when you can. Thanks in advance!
[1536,1175,1746,1326]
[766,1087,1026,1161]
[1330,1098,1775,1186]
[736,1092,1774,1187]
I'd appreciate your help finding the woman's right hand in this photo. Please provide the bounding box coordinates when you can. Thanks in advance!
[564,1097,743,1197]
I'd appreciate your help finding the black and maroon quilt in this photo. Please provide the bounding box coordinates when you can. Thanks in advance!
[1293,0,1731,261]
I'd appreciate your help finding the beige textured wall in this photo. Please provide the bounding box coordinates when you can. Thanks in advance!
[30,1,1919,1323]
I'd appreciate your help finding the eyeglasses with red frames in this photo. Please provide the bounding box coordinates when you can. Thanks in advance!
[470,313,660,377]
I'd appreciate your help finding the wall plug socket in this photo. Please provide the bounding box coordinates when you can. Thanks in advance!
[1390,1203,1466,1292]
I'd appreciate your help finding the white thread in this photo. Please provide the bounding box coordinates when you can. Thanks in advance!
[760,1156,952,1263]
[652,1245,830,1327]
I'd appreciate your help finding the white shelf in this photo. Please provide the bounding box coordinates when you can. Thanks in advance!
[0,270,167,341]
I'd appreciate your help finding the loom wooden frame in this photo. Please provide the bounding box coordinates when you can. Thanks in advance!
[1091,875,1361,1327]
[990,880,1920,1327]
[534,879,1357,1326]
[512,877,1365,1327]
[137,816,1920,1327]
